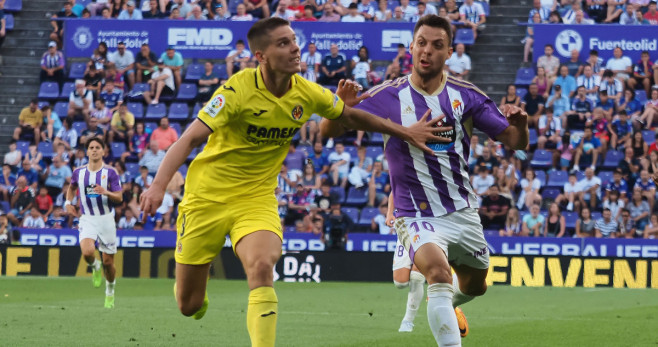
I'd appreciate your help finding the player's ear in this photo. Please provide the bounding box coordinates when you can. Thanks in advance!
[409,41,414,52]
[254,51,266,65]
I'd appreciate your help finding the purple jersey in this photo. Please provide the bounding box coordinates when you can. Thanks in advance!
[71,165,121,216]
[355,74,509,217]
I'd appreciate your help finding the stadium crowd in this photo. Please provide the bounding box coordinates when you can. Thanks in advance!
[5,0,658,245]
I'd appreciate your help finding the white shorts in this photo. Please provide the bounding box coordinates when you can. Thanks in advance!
[392,238,412,271]
[79,212,118,254]
[394,208,489,270]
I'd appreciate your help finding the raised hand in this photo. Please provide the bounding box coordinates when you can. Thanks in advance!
[336,79,370,107]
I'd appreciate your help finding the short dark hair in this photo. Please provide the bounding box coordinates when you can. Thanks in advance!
[589,49,598,56]
[544,44,554,49]
[413,15,452,46]
[30,98,39,105]
[41,105,51,112]
[247,18,290,53]
[85,137,105,150]
[305,4,315,10]
[602,69,614,78]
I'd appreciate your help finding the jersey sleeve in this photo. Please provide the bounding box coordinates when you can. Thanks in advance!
[310,83,344,120]
[470,90,510,140]
[197,83,241,131]
[70,168,79,187]
[353,84,391,119]
[108,168,122,192]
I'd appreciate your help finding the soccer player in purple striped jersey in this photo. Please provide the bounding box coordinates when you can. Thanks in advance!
[65,138,123,308]
[321,15,528,346]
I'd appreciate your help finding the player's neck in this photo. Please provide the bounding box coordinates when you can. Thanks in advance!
[88,159,103,172]
[409,70,445,96]
[260,66,292,98]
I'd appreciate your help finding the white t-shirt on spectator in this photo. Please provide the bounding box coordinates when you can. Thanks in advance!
[445,52,471,74]
[459,2,485,22]
[537,115,561,136]
[352,57,371,79]
[23,215,45,228]
[605,56,632,72]
[373,214,391,234]
[56,127,78,148]
[578,176,602,200]
[563,182,581,194]
[152,67,176,91]
[118,216,137,229]
[401,5,417,21]
[70,89,94,110]
[472,174,494,195]
[109,50,135,71]
[328,151,351,175]
[341,14,366,22]
[156,192,174,215]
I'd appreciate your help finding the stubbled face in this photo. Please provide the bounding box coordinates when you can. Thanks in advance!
[410,25,453,81]
[258,25,301,75]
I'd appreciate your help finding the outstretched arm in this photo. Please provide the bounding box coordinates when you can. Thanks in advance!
[495,104,529,150]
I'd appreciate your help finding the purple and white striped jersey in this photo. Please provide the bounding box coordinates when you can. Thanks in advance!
[71,165,121,216]
[355,73,510,218]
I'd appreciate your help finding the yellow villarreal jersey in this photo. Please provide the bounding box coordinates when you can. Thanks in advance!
[186,67,345,203]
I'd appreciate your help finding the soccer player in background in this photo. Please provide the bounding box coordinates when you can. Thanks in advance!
[65,138,123,308]
[321,15,528,346]
[386,193,426,333]
[139,17,451,347]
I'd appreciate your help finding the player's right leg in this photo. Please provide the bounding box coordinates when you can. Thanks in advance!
[79,237,102,288]
[175,262,210,318]
[392,239,425,333]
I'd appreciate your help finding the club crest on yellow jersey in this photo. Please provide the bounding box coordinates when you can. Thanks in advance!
[291,104,304,120]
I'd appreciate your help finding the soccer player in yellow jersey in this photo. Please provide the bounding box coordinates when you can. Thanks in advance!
[140,18,451,347]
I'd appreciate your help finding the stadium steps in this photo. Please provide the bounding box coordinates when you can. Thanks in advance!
[0,0,61,150]
[467,0,530,103]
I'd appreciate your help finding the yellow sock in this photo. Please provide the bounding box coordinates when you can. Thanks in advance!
[247,286,278,347]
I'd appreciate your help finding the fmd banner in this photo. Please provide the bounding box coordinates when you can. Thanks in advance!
[533,24,658,64]
[64,19,414,60]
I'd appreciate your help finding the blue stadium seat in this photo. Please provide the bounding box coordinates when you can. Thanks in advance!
[528,128,537,147]
[192,103,202,117]
[53,101,68,118]
[170,123,182,136]
[366,146,383,160]
[68,62,87,80]
[128,83,150,101]
[127,102,144,118]
[111,142,127,160]
[591,211,602,221]
[213,64,227,80]
[535,170,546,185]
[602,150,623,170]
[575,170,585,181]
[541,187,560,200]
[59,82,75,100]
[516,87,528,99]
[370,132,384,146]
[145,103,167,120]
[38,142,54,159]
[144,122,158,134]
[168,102,189,121]
[5,14,14,30]
[514,68,535,86]
[478,1,490,16]
[187,147,199,161]
[642,129,655,145]
[636,90,647,104]
[344,187,368,207]
[343,145,358,160]
[330,186,346,203]
[4,0,21,13]
[598,171,613,186]
[184,63,204,82]
[564,211,579,230]
[77,0,92,6]
[38,82,60,100]
[340,207,359,223]
[72,121,86,135]
[125,162,140,177]
[38,100,50,109]
[0,201,10,214]
[16,141,30,154]
[358,207,380,227]
[530,149,552,170]
[453,29,474,46]
[176,83,197,102]
[546,170,568,189]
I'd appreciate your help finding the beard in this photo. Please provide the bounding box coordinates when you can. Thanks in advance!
[413,63,444,81]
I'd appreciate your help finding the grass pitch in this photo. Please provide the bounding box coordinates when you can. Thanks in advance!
[1,278,657,346]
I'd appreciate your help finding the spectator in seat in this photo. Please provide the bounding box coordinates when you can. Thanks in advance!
[616,207,636,238]
[169,7,183,19]
[350,46,371,90]
[170,0,191,18]
[599,69,624,103]
[99,79,123,115]
[410,2,430,22]
[374,0,392,21]
[142,0,164,18]
[83,65,103,98]
[22,207,45,229]
[644,213,658,239]
[537,107,562,149]
[387,6,407,22]
[225,39,252,78]
[577,166,602,210]
[630,50,654,97]
[90,98,113,134]
[0,164,16,201]
[537,44,560,80]
[556,171,582,212]
[53,118,78,154]
[576,64,601,104]
[445,43,471,80]
[521,83,545,128]
[563,86,593,130]
[552,64,577,98]
[44,155,72,197]
[197,61,219,103]
[109,103,135,145]
[328,142,350,187]
[139,140,165,176]
[575,207,596,237]
[523,12,542,64]
[544,202,566,237]
[342,3,365,21]
[307,142,330,175]
[134,165,154,188]
[16,159,39,188]
[444,0,460,21]
[299,5,319,21]
[596,89,616,119]
[566,49,583,77]
[391,43,412,75]
[35,186,54,217]
[499,206,521,236]
[594,208,618,238]
[319,44,347,86]
[67,79,94,121]
[80,117,105,145]
[500,84,520,108]
[371,203,392,234]
[318,3,340,21]
[459,0,486,39]
[635,169,655,209]
[471,165,494,203]
[50,1,78,47]
[533,66,551,99]
[187,4,208,19]
[6,176,35,226]
[522,204,544,237]
[301,42,322,82]
[573,127,601,171]
[323,202,353,249]
[232,3,254,20]
[4,140,22,172]
[572,9,594,24]
[644,0,658,24]
[475,146,499,172]
[608,110,634,150]
[143,59,176,105]
[546,84,571,118]
[399,0,417,21]
[628,188,650,234]
[154,189,174,230]
[517,168,542,210]
[13,99,43,144]
[314,181,338,215]
[109,41,135,90]
[214,2,231,20]
[286,183,311,225]
[150,117,179,151]
[272,0,296,20]
[358,0,377,20]
[159,46,184,88]
[23,144,45,173]
[639,88,658,129]
[367,160,390,207]
[118,0,143,19]
[40,41,66,88]
[118,209,138,229]
[528,0,550,22]
[605,46,633,82]
[618,89,643,124]
[619,3,640,24]
[136,43,158,83]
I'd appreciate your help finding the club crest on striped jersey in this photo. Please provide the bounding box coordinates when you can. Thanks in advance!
[451,99,464,117]
[291,104,304,120]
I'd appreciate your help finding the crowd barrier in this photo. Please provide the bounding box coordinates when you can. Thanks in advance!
[64,19,414,61]
[533,24,658,63]
[1,246,657,288]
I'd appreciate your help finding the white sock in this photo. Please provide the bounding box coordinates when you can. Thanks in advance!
[91,259,101,271]
[452,273,474,308]
[427,283,461,347]
[106,280,115,296]
[403,271,425,323]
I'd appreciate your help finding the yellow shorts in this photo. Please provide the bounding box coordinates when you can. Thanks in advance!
[174,194,283,265]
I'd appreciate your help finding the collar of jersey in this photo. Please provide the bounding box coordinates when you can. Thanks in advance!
[408,70,447,97]
[254,66,298,94]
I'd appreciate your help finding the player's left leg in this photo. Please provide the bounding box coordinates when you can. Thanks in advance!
[235,230,282,347]
[102,252,116,308]
[450,264,488,337]
[394,265,425,333]
[80,237,103,288]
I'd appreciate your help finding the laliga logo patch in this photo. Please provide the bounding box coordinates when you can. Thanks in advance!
[428,116,455,152]
[291,104,304,121]
[204,94,226,118]
[73,26,93,50]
